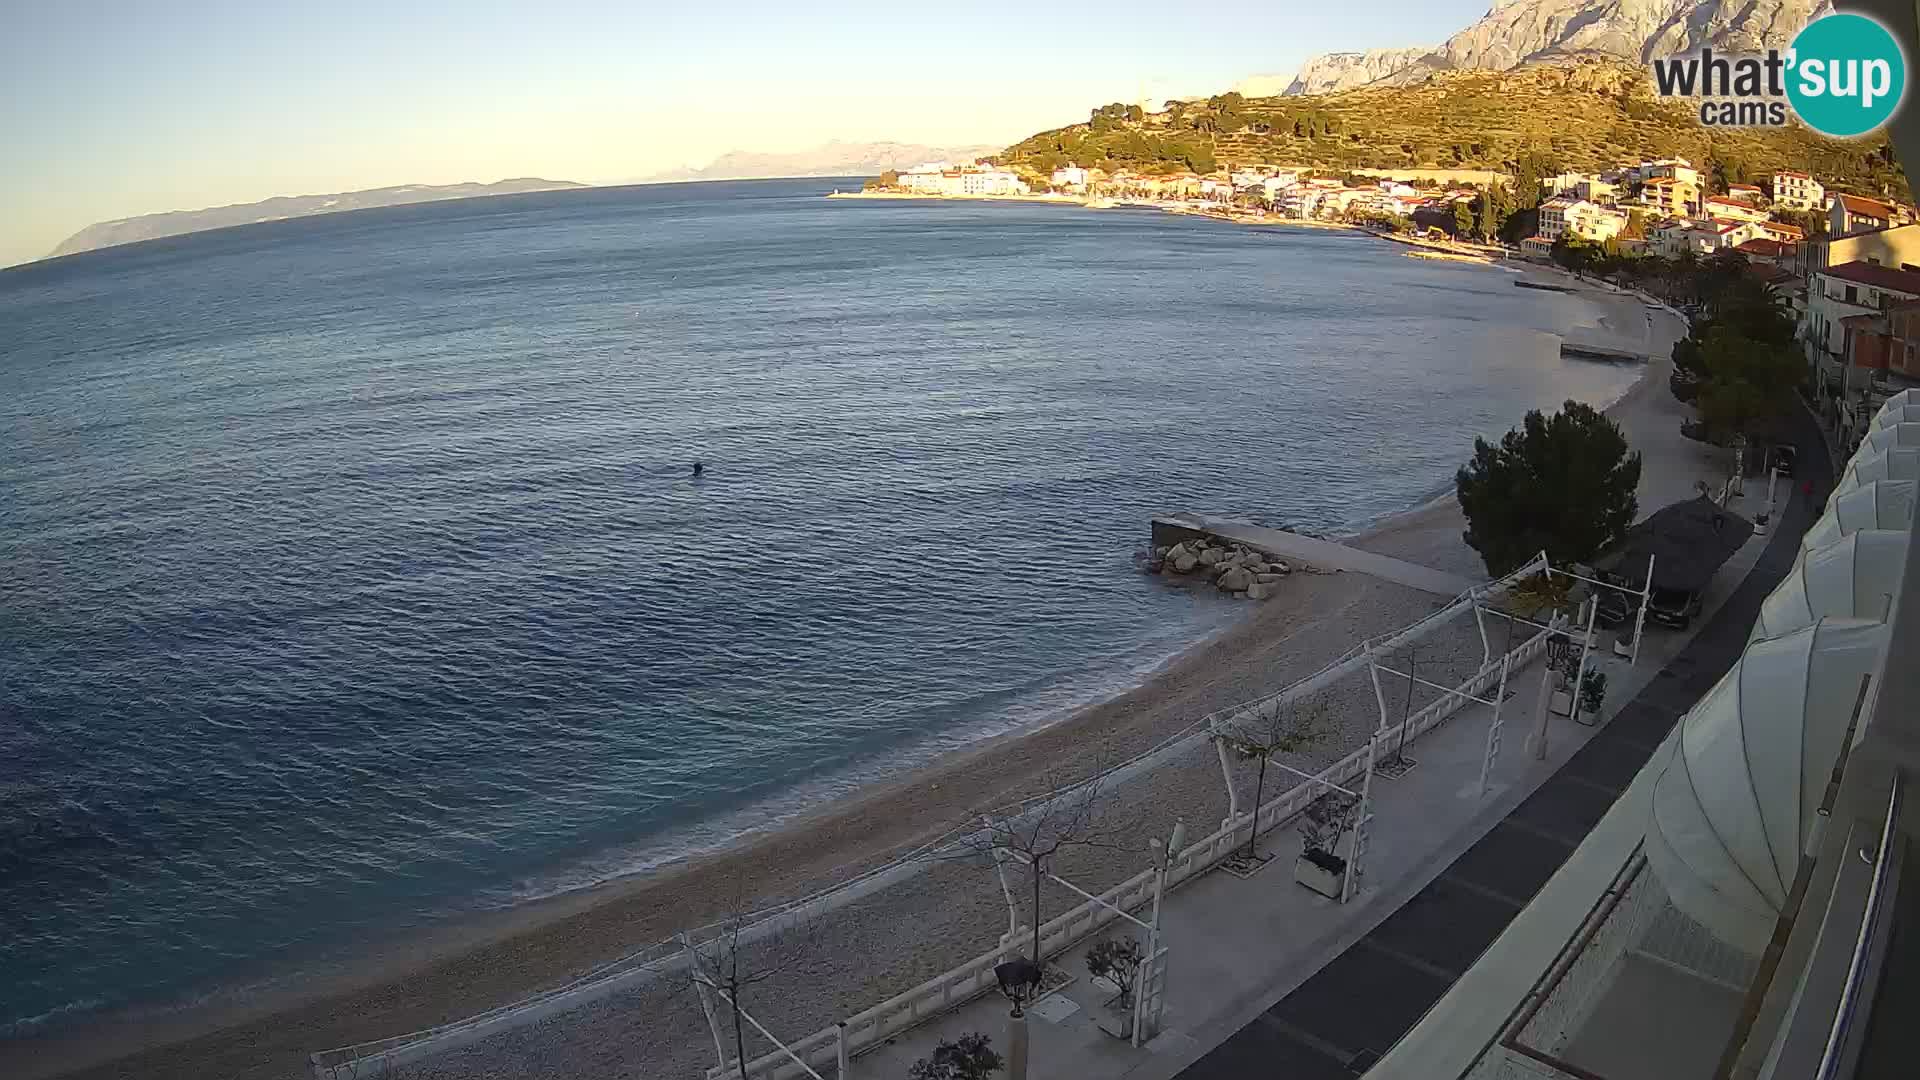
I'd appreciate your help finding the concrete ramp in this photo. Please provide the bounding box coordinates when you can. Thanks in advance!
[1154,513,1483,598]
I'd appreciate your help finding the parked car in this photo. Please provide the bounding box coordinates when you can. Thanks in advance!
[1647,586,1702,629]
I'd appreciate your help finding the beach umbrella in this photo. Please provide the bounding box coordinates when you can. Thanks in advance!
[1646,618,1890,952]
[1834,447,1920,498]
[1751,530,1910,642]
[1599,495,1754,594]
[1802,480,1916,556]
[1861,421,1920,457]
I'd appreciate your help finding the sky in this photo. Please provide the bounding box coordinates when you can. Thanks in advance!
[0,0,1491,267]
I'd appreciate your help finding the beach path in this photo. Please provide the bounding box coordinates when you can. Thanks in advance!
[1157,512,1483,597]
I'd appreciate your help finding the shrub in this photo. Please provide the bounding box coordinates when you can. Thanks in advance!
[909,1032,1003,1080]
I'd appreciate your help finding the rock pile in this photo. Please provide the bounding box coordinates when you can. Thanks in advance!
[1145,537,1291,598]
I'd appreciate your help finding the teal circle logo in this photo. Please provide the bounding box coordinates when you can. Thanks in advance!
[1787,13,1906,137]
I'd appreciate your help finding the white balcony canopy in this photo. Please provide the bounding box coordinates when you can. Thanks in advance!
[1646,619,1890,952]
[1861,421,1920,456]
[1871,389,1920,428]
[1801,480,1916,556]
[1833,447,1920,498]
[1752,531,1910,642]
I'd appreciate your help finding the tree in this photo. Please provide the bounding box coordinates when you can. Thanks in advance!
[1452,199,1474,238]
[962,774,1132,972]
[1085,937,1147,1007]
[1455,401,1643,576]
[688,905,828,1079]
[911,1033,1004,1080]
[1215,700,1327,860]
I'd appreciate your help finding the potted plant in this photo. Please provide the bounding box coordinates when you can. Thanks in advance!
[1295,790,1359,899]
[1580,669,1608,717]
[910,1032,1004,1080]
[1086,935,1146,1038]
[1613,625,1633,659]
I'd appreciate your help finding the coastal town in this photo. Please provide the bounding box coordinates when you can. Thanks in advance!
[863,155,1920,450]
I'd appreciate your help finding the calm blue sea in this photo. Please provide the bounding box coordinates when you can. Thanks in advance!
[0,179,1640,1033]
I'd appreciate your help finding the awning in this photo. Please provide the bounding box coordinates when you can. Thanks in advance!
[1834,446,1920,498]
[1599,496,1754,594]
[1801,480,1917,555]
[1862,421,1920,456]
[1752,531,1911,642]
[1646,619,1891,952]
[1871,388,1920,428]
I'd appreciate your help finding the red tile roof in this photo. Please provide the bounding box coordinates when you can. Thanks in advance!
[1776,170,1813,180]
[1822,260,1920,294]
[1837,192,1897,218]
[1736,239,1792,257]
[1762,221,1806,239]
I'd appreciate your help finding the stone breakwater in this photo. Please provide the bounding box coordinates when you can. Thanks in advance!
[1143,536,1292,598]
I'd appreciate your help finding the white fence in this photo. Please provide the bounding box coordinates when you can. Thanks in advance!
[707,625,1553,1080]
[313,556,1556,1080]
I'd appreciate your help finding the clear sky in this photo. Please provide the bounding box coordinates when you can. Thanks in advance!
[0,0,1488,267]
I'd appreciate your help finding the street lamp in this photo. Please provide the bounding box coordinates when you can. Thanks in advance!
[994,957,1043,1016]
[995,958,1044,1080]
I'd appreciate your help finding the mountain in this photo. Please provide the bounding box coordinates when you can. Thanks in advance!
[48,179,586,259]
[1250,48,1433,97]
[1279,0,1827,95]
[640,141,1001,183]
[999,58,1903,195]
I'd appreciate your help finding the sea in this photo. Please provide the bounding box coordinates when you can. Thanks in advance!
[0,178,1642,1035]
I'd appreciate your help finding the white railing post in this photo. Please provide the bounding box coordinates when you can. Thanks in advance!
[1343,735,1378,904]
[1631,554,1654,666]
[681,932,729,1070]
[1479,652,1512,797]
[1570,602,1599,724]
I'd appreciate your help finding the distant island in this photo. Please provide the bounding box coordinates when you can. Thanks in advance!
[47,178,587,259]
[639,140,1000,184]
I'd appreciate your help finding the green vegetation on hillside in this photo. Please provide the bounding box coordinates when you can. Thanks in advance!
[999,60,1905,197]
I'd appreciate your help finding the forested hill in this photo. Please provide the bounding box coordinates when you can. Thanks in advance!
[998,59,1904,197]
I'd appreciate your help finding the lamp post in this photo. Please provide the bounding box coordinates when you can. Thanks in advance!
[995,958,1043,1080]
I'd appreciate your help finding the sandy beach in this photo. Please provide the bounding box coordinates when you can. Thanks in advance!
[5,266,1692,1080]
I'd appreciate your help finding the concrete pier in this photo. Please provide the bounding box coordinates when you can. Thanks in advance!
[1152,512,1482,598]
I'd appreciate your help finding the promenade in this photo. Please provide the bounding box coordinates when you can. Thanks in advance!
[859,404,1820,1080]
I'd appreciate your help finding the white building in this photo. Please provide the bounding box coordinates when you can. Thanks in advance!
[1637,157,1701,187]
[1773,170,1827,211]
[896,166,1030,196]
[1049,165,1090,191]
[1702,196,1770,224]
[1807,260,1920,361]
[1650,217,1760,258]
[1538,198,1628,243]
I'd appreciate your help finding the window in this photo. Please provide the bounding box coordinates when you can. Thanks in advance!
[1846,285,1859,304]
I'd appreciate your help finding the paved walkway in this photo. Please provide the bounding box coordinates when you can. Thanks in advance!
[1154,514,1482,598]
[1168,405,1829,1080]
[853,408,1822,1080]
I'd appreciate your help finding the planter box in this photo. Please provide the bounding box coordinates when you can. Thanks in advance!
[1550,689,1575,717]
[1295,850,1346,899]
[1613,635,1633,659]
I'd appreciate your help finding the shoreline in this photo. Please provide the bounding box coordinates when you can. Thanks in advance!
[4,254,1672,1080]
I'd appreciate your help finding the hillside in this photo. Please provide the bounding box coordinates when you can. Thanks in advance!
[49,179,586,259]
[998,59,1904,196]
[641,141,1000,183]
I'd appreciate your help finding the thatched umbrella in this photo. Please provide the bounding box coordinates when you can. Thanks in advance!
[1599,495,1755,594]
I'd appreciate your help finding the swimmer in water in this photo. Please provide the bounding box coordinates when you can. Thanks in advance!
[692,462,704,477]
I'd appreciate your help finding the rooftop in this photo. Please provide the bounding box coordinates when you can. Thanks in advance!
[1822,260,1920,293]
[1838,192,1898,217]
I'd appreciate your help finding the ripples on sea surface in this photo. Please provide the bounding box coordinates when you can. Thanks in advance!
[0,179,1640,1032]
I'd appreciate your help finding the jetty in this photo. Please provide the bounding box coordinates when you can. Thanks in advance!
[1151,512,1481,597]
[1559,339,1647,363]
